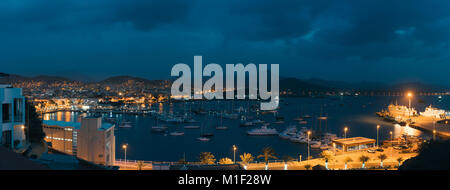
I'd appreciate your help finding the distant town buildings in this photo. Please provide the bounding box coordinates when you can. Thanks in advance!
[43,116,115,166]
[0,84,26,149]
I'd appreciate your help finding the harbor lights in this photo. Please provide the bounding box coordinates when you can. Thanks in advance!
[122,144,128,164]
[307,131,311,160]
[232,145,237,164]
[344,127,348,139]
[377,125,380,148]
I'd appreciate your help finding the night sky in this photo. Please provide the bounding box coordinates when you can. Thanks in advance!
[1,0,449,85]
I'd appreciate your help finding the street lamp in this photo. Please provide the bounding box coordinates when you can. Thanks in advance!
[122,144,128,164]
[307,131,311,160]
[376,125,380,148]
[389,131,393,147]
[232,145,237,164]
[407,92,413,118]
[433,130,436,141]
[333,143,336,156]
[344,127,348,139]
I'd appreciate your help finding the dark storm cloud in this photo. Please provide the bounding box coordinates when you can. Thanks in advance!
[1,0,450,84]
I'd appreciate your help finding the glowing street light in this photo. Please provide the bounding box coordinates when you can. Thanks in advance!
[433,130,436,141]
[344,127,348,139]
[407,92,413,117]
[307,131,311,160]
[232,145,237,164]
[122,144,128,164]
[376,125,380,148]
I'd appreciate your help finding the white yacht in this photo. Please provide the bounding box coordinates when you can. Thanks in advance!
[247,125,278,136]
[170,131,185,136]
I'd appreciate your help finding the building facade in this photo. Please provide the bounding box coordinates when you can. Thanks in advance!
[0,85,26,149]
[43,116,115,166]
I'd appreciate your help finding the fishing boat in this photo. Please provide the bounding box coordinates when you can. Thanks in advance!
[247,125,278,136]
[170,131,185,136]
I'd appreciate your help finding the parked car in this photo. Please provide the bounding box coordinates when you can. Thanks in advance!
[367,149,376,153]
[375,148,384,152]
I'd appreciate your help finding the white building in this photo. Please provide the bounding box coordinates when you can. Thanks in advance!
[0,84,26,149]
[43,116,115,166]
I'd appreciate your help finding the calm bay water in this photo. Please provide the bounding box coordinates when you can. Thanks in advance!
[45,96,448,162]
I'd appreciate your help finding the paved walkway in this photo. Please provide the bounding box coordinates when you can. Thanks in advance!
[246,147,417,170]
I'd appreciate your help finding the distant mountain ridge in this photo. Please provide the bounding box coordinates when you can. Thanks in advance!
[1,73,448,92]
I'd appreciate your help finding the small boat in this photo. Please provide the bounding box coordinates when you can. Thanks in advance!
[251,119,265,124]
[274,120,284,124]
[184,125,200,129]
[152,126,168,132]
[294,117,304,121]
[197,137,210,142]
[303,114,312,119]
[119,121,133,128]
[215,126,228,130]
[320,145,329,150]
[310,141,322,149]
[170,131,184,136]
[298,121,307,125]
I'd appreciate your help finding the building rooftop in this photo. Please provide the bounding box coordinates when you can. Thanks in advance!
[332,137,376,145]
[43,120,81,130]
[43,119,114,131]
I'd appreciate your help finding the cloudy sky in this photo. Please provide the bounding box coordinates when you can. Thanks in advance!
[1,0,450,84]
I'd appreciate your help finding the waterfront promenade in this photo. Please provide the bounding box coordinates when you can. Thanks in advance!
[246,147,417,170]
[115,147,417,170]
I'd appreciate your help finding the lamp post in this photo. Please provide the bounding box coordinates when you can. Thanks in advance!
[307,131,311,160]
[407,92,413,117]
[344,127,348,139]
[333,143,336,156]
[433,130,436,141]
[232,145,237,164]
[389,131,393,146]
[376,125,380,148]
[122,144,128,164]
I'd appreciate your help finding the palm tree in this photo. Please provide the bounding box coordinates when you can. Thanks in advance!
[397,157,404,167]
[219,157,233,165]
[304,164,312,170]
[319,150,334,170]
[240,153,254,170]
[378,154,387,168]
[344,157,353,170]
[359,155,370,169]
[199,152,216,165]
[137,161,145,170]
[257,147,278,170]
[282,155,294,170]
